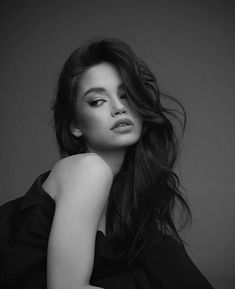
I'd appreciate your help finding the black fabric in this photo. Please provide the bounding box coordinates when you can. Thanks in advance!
[0,172,214,289]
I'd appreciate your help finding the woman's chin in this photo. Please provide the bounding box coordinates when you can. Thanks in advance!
[109,138,140,150]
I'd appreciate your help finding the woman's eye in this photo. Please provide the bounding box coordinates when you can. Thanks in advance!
[88,99,106,107]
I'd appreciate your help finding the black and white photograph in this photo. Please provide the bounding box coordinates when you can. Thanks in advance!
[0,1,234,288]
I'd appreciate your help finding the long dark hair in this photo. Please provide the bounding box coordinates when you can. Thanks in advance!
[53,37,191,265]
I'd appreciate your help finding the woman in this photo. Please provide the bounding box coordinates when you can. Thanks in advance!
[0,37,214,289]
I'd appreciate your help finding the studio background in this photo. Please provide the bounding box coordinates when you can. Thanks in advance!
[1,1,234,288]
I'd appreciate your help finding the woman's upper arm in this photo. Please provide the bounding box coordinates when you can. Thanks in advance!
[45,154,113,289]
[43,154,113,235]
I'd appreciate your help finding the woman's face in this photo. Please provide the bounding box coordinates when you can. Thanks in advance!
[72,62,143,152]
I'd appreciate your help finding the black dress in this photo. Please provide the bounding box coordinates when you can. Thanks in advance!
[0,172,214,289]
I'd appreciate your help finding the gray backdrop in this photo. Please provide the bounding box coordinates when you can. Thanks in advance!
[1,0,234,288]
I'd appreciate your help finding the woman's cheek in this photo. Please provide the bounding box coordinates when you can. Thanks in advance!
[79,114,100,133]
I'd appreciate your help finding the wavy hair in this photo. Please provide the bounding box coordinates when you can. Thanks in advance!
[53,37,191,265]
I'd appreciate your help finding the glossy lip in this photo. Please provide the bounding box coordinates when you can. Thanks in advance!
[110,118,134,130]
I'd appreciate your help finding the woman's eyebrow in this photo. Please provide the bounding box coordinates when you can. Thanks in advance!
[83,83,125,98]
[83,87,107,98]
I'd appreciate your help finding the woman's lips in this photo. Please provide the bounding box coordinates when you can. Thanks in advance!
[110,118,134,130]
[111,124,133,133]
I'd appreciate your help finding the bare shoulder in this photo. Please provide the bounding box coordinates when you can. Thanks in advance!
[42,153,113,200]
[55,153,111,172]
[54,153,113,183]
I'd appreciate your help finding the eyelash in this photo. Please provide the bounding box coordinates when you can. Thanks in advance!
[88,93,128,107]
[88,99,106,107]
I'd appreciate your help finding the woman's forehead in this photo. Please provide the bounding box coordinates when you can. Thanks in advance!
[79,62,123,94]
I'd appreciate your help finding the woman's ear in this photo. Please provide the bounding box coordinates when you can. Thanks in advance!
[70,124,83,137]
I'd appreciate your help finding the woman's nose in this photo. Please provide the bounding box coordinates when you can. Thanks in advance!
[111,99,127,117]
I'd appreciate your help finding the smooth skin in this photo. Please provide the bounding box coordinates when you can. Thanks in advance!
[44,154,113,289]
[43,62,143,289]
